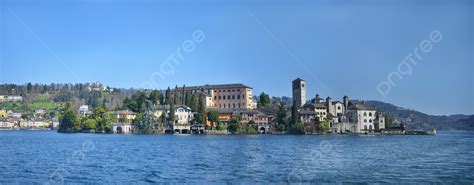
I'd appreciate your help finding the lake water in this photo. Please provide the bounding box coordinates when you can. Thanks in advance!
[1,131,473,184]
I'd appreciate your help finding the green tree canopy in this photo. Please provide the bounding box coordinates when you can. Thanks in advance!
[83,118,97,130]
[258,92,271,108]
[58,103,79,132]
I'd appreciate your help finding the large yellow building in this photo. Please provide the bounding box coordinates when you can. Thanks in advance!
[174,84,254,109]
[0,110,7,118]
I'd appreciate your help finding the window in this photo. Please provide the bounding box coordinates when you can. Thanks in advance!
[228,95,231,99]
[214,96,217,100]
[232,89,235,92]
[337,106,341,110]
[364,112,367,116]
[369,112,372,117]
[364,119,367,123]
[243,95,245,99]
[223,96,226,100]
[302,84,305,88]
[237,95,241,99]
[232,95,235,99]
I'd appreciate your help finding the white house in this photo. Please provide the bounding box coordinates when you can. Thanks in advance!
[154,105,194,125]
[174,105,194,125]
[111,110,137,134]
[346,101,380,133]
[79,105,90,117]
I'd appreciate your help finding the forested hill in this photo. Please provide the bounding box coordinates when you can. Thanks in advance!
[365,101,474,131]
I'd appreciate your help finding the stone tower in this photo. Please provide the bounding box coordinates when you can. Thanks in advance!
[292,78,306,108]
[343,95,349,114]
[326,96,333,116]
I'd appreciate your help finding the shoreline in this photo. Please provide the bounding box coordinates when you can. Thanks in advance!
[0,129,437,136]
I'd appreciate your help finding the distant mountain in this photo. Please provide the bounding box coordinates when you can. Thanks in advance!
[365,101,474,131]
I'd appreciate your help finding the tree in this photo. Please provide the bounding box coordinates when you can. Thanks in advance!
[88,92,101,108]
[181,85,186,105]
[245,125,257,134]
[319,120,330,133]
[228,118,241,133]
[165,87,172,105]
[197,94,206,126]
[207,111,219,129]
[97,113,115,133]
[276,124,286,132]
[159,93,165,106]
[41,85,48,94]
[385,115,394,128]
[258,92,270,108]
[83,118,97,130]
[174,85,179,105]
[93,106,106,119]
[194,113,204,125]
[133,111,159,134]
[169,100,175,123]
[190,94,199,111]
[149,90,161,105]
[290,122,305,134]
[102,98,107,109]
[185,91,192,107]
[58,103,79,132]
[276,102,288,130]
[136,92,148,112]
[291,100,300,126]
[27,82,32,93]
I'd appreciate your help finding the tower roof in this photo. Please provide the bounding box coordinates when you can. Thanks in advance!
[292,78,305,82]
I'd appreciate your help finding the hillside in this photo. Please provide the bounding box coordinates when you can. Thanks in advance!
[365,101,474,131]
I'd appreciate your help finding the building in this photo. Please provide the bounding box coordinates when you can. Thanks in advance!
[326,97,345,117]
[0,119,15,129]
[19,120,50,129]
[6,96,23,102]
[0,95,5,102]
[114,110,137,123]
[155,105,194,125]
[346,101,383,133]
[7,111,21,118]
[111,110,137,134]
[174,105,194,125]
[0,110,7,118]
[205,108,272,134]
[79,105,90,117]
[155,105,194,134]
[171,83,254,109]
[301,102,328,122]
[206,108,235,125]
[235,109,271,134]
[292,78,306,108]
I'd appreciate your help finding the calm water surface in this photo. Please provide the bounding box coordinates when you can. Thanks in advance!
[1,131,473,183]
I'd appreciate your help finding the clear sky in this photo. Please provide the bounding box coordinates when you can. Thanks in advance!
[1,0,473,115]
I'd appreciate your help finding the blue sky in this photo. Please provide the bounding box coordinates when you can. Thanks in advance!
[1,0,473,115]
